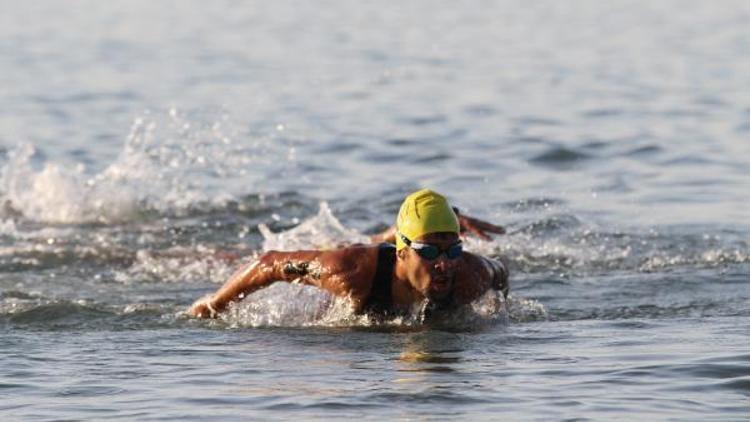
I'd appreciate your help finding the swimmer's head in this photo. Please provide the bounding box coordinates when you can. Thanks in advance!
[395,189,459,251]
[396,189,461,301]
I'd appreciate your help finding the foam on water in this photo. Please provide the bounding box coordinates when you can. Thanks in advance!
[0,143,106,224]
[463,221,750,277]
[216,284,516,330]
[113,246,237,284]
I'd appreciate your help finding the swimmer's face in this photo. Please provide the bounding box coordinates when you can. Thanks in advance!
[398,232,461,301]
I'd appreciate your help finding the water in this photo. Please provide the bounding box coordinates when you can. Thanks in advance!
[1,0,749,419]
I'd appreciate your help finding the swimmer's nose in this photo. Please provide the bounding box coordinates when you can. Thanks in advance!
[433,255,451,273]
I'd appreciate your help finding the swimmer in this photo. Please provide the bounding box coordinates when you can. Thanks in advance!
[189,189,509,318]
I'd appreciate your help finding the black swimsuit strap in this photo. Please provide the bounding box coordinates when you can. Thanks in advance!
[364,243,397,314]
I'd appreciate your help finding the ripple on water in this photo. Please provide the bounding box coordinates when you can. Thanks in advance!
[625,144,663,156]
[580,108,628,118]
[8,301,113,325]
[515,116,562,127]
[385,138,421,147]
[514,214,582,235]
[411,153,453,164]
[463,104,498,117]
[503,197,566,212]
[399,115,447,126]
[367,389,492,405]
[529,146,592,169]
[2,300,183,331]
[718,378,750,392]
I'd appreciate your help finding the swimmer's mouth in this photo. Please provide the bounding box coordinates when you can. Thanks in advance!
[429,277,452,295]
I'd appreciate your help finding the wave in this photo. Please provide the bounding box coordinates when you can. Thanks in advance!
[551,295,750,322]
[529,146,592,169]
[464,221,750,276]
[4,202,747,329]
[0,298,178,331]
[0,201,745,284]
[0,110,745,283]
[0,287,541,331]
[258,204,749,278]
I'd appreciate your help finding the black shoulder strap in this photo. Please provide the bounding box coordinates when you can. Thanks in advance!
[365,243,397,313]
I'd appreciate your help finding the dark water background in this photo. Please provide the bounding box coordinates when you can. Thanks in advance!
[1,1,749,420]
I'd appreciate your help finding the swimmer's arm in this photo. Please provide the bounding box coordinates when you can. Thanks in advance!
[189,251,320,318]
[456,254,510,305]
[456,211,506,240]
[189,249,372,318]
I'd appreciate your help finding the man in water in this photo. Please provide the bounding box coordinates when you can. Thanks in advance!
[190,189,509,318]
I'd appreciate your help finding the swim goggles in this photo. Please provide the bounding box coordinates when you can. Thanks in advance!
[398,233,463,260]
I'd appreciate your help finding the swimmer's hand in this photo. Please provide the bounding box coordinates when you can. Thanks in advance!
[189,296,219,319]
[457,213,506,240]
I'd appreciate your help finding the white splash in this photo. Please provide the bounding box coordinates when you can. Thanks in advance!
[220,283,369,328]
[259,202,369,251]
[0,109,292,224]
[506,295,548,322]
[113,246,237,284]
[0,143,117,223]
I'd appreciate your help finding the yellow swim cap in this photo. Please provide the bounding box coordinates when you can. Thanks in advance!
[395,189,459,250]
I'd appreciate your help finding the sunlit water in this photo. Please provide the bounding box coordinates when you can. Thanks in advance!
[1,1,749,420]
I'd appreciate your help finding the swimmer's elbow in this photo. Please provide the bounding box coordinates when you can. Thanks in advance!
[223,251,282,290]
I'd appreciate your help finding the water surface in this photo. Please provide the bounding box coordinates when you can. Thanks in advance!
[1,1,749,420]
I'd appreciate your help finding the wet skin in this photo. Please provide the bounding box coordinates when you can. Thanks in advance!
[190,232,509,318]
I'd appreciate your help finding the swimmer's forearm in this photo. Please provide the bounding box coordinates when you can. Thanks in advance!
[206,251,325,313]
[207,262,258,312]
[208,253,284,312]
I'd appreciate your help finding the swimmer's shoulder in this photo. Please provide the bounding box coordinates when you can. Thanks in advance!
[317,243,383,277]
[315,243,384,302]
[460,251,506,275]
[452,252,503,303]
[329,242,385,257]
[457,250,491,272]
